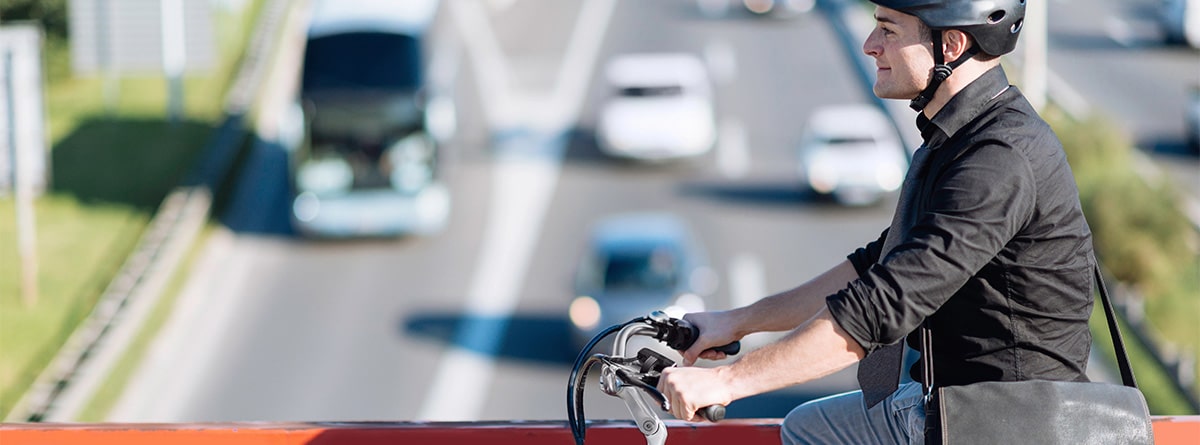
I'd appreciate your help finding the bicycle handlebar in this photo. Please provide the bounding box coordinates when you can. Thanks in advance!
[568,312,743,445]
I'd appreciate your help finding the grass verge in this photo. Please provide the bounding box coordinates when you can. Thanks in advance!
[73,224,216,422]
[0,0,265,420]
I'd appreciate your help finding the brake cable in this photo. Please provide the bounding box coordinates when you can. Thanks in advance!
[567,312,741,445]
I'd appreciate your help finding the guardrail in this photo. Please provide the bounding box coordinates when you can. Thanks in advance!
[3,0,292,422]
[1,417,1197,444]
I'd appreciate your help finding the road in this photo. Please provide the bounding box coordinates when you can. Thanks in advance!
[109,0,886,423]
[1045,0,1199,199]
[105,0,1194,425]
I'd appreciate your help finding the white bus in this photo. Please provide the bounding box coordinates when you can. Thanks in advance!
[286,0,454,237]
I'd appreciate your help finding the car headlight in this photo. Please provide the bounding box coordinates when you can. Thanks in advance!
[807,156,838,193]
[386,133,434,194]
[663,293,706,319]
[875,163,903,191]
[569,296,602,330]
[296,156,354,194]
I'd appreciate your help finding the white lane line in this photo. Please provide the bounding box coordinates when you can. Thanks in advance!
[726,253,779,353]
[543,0,619,130]
[418,0,617,421]
[717,117,750,179]
[704,39,737,86]
[447,0,514,128]
[728,253,766,309]
[1104,16,1136,48]
[417,154,561,421]
[486,0,518,12]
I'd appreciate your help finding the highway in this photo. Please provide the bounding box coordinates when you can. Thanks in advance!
[106,0,1198,424]
[1045,0,1198,197]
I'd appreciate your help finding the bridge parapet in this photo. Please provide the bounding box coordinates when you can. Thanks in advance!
[1,417,1197,444]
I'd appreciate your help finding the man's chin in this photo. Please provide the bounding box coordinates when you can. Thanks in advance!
[873,86,917,101]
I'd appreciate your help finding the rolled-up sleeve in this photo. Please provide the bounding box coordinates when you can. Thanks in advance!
[826,143,1036,353]
[847,229,888,277]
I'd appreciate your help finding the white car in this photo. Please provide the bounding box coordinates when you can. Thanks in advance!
[1162,0,1200,48]
[596,53,717,162]
[797,104,908,206]
[696,0,815,18]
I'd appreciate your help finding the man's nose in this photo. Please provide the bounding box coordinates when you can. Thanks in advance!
[863,29,881,58]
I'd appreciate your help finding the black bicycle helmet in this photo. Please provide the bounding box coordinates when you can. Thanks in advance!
[869,0,1026,56]
[868,0,1026,110]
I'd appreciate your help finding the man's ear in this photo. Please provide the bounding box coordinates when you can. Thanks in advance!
[941,29,972,63]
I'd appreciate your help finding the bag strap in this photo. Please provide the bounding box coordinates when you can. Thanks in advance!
[1094,264,1139,388]
[919,262,1139,395]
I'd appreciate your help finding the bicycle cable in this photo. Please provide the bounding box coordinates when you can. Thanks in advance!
[567,318,643,445]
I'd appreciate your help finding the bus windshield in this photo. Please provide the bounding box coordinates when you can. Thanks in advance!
[302,32,423,93]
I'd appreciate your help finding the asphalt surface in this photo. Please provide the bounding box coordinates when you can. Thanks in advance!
[107,0,1198,424]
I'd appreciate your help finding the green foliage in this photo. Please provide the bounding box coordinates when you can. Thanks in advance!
[0,0,68,40]
[1050,108,1199,298]
[1047,106,1200,410]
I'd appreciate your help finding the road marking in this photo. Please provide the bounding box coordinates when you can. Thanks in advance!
[704,39,737,86]
[486,0,518,12]
[1104,16,1137,48]
[446,0,515,128]
[418,0,617,421]
[543,0,619,130]
[728,253,765,309]
[416,148,562,420]
[717,117,750,179]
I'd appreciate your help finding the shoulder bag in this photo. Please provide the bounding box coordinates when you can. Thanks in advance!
[922,265,1155,444]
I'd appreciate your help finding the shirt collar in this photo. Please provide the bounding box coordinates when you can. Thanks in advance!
[916,65,1011,148]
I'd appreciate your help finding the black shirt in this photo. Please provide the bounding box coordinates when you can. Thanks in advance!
[826,66,1095,388]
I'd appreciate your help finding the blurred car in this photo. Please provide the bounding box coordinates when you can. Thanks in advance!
[796,104,908,206]
[596,53,717,162]
[1162,0,1200,48]
[1188,85,1200,152]
[568,213,718,352]
[695,0,815,19]
[286,0,453,238]
[741,0,815,17]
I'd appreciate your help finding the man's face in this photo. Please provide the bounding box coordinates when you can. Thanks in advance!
[862,6,935,100]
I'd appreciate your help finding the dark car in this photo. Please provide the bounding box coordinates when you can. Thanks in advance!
[568,213,718,353]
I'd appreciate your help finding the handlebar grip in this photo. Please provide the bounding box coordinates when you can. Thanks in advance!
[708,341,740,356]
[683,322,741,356]
[700,404,726,422]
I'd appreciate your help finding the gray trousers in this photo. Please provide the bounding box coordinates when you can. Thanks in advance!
[781,382,926,445]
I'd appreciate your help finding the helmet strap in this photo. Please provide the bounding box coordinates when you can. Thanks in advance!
[910,31,979,112]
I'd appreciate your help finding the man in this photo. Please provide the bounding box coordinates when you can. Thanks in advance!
[656,1,1096,443]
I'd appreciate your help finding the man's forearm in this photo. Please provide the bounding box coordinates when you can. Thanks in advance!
[719,307,866,401]
[728,260,859,335]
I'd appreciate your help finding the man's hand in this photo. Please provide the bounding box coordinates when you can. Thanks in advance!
[657,365,732,422]
[679,311,742,366]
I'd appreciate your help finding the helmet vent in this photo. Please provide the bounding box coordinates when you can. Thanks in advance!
[988,10,1006,24]
[1010,18,1023,34]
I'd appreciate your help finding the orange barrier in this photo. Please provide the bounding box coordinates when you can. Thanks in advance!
[1,417,1196,444]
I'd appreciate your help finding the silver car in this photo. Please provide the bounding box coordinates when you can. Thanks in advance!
[596,53,718,162]
[568,213,718,352]
[796,104,908,206]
